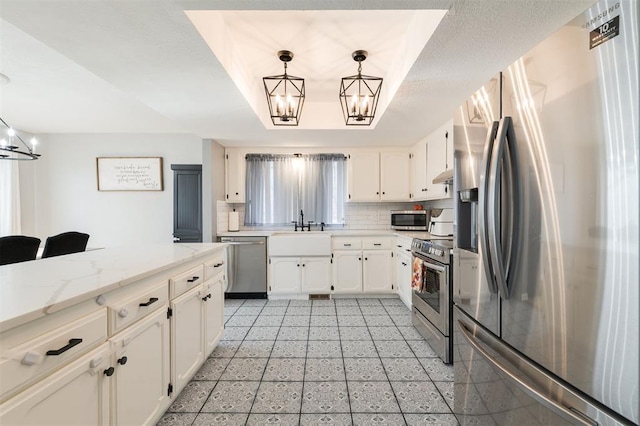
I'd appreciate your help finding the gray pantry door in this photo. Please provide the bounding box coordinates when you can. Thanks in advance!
[171,164,202,243]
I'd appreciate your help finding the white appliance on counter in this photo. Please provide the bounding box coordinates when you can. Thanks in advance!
[452,0,638,424]
[429,208,453,237]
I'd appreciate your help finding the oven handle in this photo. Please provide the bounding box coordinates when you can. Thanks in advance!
[411,252,446,273]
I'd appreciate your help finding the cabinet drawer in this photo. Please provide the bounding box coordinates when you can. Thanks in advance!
[331,238,362,250]
[108,281,168,335]
[0,309,107,402]
[204,256,225,280]
[170,265,205,298]
[395,237,413,253]
[362,237,392,250]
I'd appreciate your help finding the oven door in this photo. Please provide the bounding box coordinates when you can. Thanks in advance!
[411,251,450,336]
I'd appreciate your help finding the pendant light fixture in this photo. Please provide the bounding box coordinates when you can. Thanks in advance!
[339,50,383,126]
[263,50,305,126]
[0,117,40,160]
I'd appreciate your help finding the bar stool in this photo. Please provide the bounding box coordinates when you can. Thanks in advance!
[41,232,90,259]
[0,235,41,265]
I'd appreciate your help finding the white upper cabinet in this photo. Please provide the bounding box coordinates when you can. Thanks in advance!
[380,152,411,201]
[411,140,428,201]
[348,151,411,202]
[415,119,454,201]
[225,149,245,203]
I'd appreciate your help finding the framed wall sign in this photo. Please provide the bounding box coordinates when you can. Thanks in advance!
[96,157,164,191]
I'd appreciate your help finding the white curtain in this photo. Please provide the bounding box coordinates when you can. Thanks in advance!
[0,160,21,236]
[244,153,346,226]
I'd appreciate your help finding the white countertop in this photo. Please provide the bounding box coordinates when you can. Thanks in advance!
[0,243,226,332]
[218,229,436,240]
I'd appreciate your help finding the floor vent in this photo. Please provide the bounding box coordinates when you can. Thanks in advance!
[309,294,331,300]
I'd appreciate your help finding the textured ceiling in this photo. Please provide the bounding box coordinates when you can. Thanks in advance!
[0,0,595,147]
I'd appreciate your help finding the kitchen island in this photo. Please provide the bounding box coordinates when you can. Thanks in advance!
[0,243,227,425]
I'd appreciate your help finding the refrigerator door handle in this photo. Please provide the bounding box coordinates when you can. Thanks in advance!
[457,319,598,426]
[487,118,510,298]
[478,121,500,294]
[503,117,523,293]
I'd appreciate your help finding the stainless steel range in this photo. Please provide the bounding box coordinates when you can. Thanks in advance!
[411,238,453,364]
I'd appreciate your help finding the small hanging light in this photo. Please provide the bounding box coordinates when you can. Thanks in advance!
[339,50,383,126]
[263,50,305,126]
[0,117,40,160]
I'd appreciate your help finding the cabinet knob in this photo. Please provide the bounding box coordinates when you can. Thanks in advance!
[103,367,115,377]
[364,257,368,261]
[117,356,128,366]
[302,264,306,267]
[118,308,129,318]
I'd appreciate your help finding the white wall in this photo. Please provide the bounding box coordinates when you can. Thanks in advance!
[28,133,202,247]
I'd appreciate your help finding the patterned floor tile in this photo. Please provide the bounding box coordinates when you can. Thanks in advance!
[339,327,372,341]
[235,306,264,316]
[167,381,216,413]
[397,326,425,341]
[193,357,231,381]
[363,315,394,326]
[265,299,290,306]
[404,414,459,425]
[312,299,335,306]
[419,358,454,382]
[235,340,275,358]
[333,298,359,306]
[263,358,306,381]
[224,305,239,314]
[359,306,388,316]
[252,381,303,413]
[337,315,366,327]
[434,381,454,411]
[307,340,343,358]
[352,413,406,425]
[302,381,350,413]
[407,340,439,358]
[193,413,249,426]
[369,326,405,341]
[385,306,411,315]
[374,340,415,358]
[390,314,414,326]
[271,340,308,358]
[243,299,268,306]
[210,340,242,358]
[357,299,382,306]
[311,315,339,327]
[300,413,353,425]
[282,315,311,326]
[309,326,341,341]
[245,326,280,341]
[341,340,378,358]
[219,357,268,381]
[289,299,313,306]
[254,315,284,326]
[344,358,387,381]
[155,412,197,426]
[381,358,430,381]
[348,381,400,413]
[246,413,300,425]
[380,298,406,306]
[287,306,312,315]
[312,306,337,316]
[391,381,451,413]
[224,299,244,307]
[336,306,362,315]
[201,381,260,413]
[305,358,346,381]
[261,306,288,316]
[221,326,250,341]
[277,326,309,341]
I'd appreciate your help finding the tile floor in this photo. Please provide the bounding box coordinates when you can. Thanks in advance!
[156,297,457,426]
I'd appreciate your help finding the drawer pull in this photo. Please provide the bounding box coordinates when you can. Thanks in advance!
[344,243,352,247]
[405,249,411,252]
[46,338,83,356]
[103,367,115,377]
[117,356,128,366]
[187,276,200,283]
[213,263,223,268]
[139,297,159,307]
[374,243,382,246]
[396,245,402,248]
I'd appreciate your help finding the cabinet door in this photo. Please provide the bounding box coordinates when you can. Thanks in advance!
[348,152,380,202]
[425,125,453,200]
[225,149,245,203]
[396,253,412,309]
[0,343,110,425]
[332,251,362,293]
[362,250,393,293]
[203,276,224,356]
[171,286,204,395]
[269,257,301,294]
[380,152,411,201]
[111,308,170,426]
[411,141,428,201]
[301,257,331,293]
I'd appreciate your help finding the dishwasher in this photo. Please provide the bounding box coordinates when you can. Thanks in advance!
[217,236,267,298]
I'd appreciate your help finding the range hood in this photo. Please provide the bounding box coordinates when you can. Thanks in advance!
[432,168,453,184]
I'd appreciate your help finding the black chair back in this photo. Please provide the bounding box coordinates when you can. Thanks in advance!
[42,232,90,259]
[0,235,41,266]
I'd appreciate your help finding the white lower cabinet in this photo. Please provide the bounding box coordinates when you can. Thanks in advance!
[171,285,204,396]
[269,257,331,294]
[362,250,393,292]
[110,307,170,426]
[332,251,363,293]
[396,251,412,309]
[203,275,225,356]
[0,342,111,425]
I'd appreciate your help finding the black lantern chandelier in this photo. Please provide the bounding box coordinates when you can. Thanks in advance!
[339,50,383,126]
[0,117,40,160]
[263,50,305,126]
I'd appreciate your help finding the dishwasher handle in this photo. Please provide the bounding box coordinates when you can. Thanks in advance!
[220,239,265,245]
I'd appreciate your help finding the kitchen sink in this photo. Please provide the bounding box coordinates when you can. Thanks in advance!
[269,233,331,256]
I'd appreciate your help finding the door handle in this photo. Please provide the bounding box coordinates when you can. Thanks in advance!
[173,237,181,242]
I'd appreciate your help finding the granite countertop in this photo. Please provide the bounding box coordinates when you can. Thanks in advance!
[0,243,226,332]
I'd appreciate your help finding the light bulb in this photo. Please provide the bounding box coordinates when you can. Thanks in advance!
[0,138,7,147]
[7,127,16,137]
[31,137,38,153]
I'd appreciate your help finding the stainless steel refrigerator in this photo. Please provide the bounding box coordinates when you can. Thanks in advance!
[452,0,638,424]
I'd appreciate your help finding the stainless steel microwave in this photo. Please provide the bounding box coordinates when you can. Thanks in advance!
[391,210,430,231]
